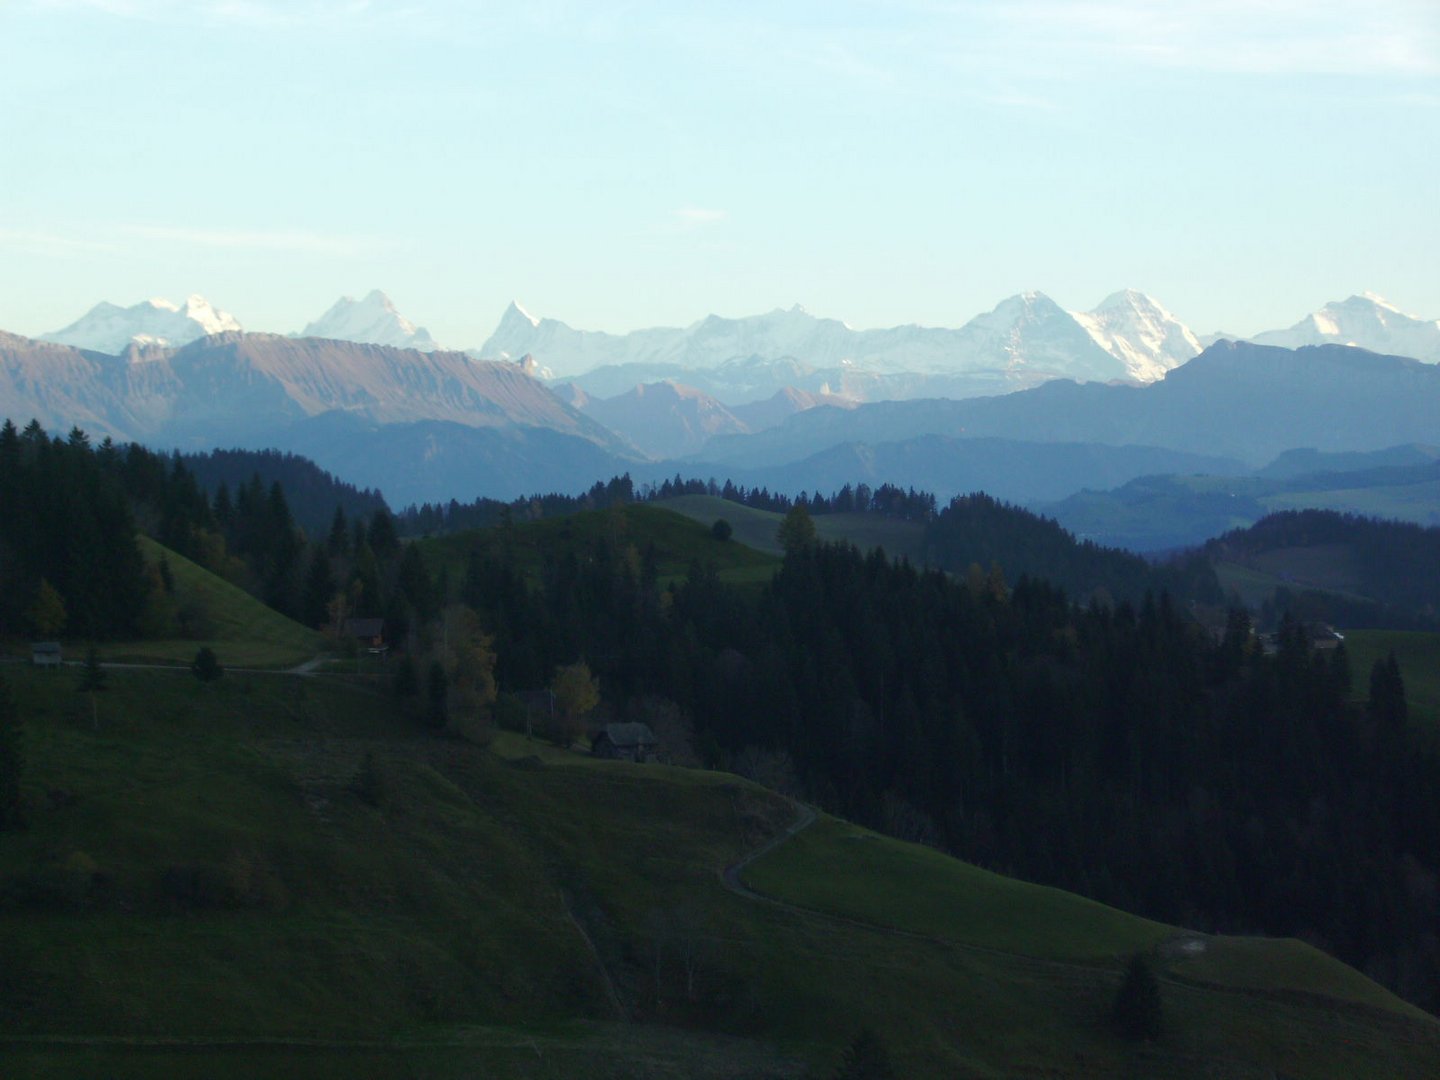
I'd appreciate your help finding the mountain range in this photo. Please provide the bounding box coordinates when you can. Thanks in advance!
[11,291,1440,515]
[480,289,1199,385]
[41,295,242,353]
[297,289,441,352]
[690,342,1440,472]
[0,327,630,465]
[39,289,1438,391]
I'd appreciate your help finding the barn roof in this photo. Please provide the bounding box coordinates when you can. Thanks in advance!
[600,722,657,748]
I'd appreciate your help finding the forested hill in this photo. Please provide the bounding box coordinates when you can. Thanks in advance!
[4,418,1439,1015]
[922,491,1220,605]
[180,448,389,538]
[0,420,414,642]
[1207,510,1440,628]
[451,512,1440,1012]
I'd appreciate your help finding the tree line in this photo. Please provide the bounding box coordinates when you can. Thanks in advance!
[447,516,1440,1012]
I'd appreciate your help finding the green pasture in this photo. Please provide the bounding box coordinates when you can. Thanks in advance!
[1,665,1436,1078]
[1343,629,1440,729]
[420,503,778,590]
[657,495,929,564]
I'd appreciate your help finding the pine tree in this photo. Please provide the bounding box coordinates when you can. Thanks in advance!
[327,505,349,557]
[301,547,336,629]
[776,503,817,555]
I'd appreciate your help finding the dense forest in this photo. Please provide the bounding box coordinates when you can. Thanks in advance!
[1209,509,1440,629]
[456,522,1439,1011]
[0,421,428,647]
[5,421,1438,1011]
[180,448,388,538]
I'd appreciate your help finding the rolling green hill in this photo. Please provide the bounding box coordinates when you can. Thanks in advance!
[656,494,929,564]
[2,664,1436,1078]
[420,502,780,589]
[111,536,323,668]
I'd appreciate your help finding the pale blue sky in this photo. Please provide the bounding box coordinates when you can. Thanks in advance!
[2,0,1436,345]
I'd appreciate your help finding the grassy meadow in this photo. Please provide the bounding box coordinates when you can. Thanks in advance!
[656,495,928,564]
[2,660,1437,1078]
[421,503,779,590]
[1343,629,1440,730]
[87,536,323,669]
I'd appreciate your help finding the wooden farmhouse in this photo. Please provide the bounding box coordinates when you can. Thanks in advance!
[591,723,658,763]
[342,618,387,654]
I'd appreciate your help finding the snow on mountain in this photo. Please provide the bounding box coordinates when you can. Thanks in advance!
[297,289,441,352]
[950,292,1128,382]
[1071,289,1201,382]
[41,295,242,355]
[1249,293,1440,362]
[479,293,1142,384]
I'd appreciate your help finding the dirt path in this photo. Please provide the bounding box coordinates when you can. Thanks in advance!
[17,654,331,677]
[560,892,630,1023]
[719,800,817,904]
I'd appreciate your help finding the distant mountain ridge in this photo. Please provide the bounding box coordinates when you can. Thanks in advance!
[694,341,1440,471]
[479,290,1199,386]
[1249,292,1440,362]
[0,328,629,454]
[41,295,242,353]
[296,289,442,352]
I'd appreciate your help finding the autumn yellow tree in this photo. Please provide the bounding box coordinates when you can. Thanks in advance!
[548,661,600,748]
[442,605,497,743]
[27,578,67,639]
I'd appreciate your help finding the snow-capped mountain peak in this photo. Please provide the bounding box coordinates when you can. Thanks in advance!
[1361,290,1402,312]
[507,300,541,329]
[1250,294,1440,361]
[1071,289,1201,382]
[297,290,441,352]
[40,294,242,355]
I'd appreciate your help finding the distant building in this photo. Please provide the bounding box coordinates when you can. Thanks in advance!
[30,641,62,668]
[342,618,387,653]
[591,722,658,763]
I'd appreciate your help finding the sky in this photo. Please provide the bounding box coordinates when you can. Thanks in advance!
[1,0,1437,345]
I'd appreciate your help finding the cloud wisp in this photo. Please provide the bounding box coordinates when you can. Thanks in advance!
[118,224,370,255]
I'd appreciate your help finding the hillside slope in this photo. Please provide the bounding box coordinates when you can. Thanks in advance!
[1,665,1435,1078]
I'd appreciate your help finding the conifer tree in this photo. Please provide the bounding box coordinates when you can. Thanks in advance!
[776,503,817,554]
